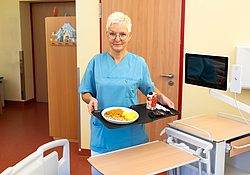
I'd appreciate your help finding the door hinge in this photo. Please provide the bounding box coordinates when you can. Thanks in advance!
[99,3,102,19]
[180,39,181,45]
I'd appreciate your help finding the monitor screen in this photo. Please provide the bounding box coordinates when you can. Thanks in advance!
[185,53,230,91]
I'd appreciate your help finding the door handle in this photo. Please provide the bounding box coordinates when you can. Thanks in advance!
[160,73,174,78]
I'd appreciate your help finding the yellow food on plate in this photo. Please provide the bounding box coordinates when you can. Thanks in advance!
[125,114,134,121]
[123,111,130,116]
[130,111,137,119]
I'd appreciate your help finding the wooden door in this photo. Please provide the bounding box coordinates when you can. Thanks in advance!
[102,0,182,141]
[31,2,76,103]
[45,16,78,141]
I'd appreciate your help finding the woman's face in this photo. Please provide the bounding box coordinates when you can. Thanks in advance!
[107,23,132,53]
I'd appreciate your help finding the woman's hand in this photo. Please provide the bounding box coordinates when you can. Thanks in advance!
[87,97,98,115]
[157,94,174,109]
[153,87,174,109]
[81,93,98,115]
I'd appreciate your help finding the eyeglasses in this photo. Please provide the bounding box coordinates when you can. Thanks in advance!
[109,32,128,40]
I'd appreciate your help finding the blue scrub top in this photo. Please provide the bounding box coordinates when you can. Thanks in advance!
[78,51,155,153]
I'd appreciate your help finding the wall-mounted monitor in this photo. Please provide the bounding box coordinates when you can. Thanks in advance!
[185,53,230,91]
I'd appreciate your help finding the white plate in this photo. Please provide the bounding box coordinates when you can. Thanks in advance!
[101,107,139,124]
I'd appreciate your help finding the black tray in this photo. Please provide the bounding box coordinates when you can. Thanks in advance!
[91,103,180,129]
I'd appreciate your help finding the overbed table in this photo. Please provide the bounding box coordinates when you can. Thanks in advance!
[88,140,199,175]
[168,113,250,174]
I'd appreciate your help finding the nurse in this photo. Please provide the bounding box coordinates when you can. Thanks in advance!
[78,11,174,175]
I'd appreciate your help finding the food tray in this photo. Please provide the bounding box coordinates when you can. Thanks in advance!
[91,103,180,129]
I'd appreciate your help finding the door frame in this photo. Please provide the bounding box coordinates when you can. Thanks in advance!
[29,1,76,103]
[99,0,186,119]
[178,0,186,119]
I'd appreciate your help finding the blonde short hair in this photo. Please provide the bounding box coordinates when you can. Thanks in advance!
[106,12,132,33]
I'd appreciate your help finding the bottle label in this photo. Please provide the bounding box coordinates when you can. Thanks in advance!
[146,92,157,110]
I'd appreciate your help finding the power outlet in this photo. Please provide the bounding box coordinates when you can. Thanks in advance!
[230,65,242,93]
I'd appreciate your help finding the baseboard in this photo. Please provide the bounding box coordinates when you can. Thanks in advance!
[78,148,91,157]
[5,98,36,107]
[53,136,78,143]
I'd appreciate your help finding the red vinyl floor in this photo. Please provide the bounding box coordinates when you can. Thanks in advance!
[0,102,91,175]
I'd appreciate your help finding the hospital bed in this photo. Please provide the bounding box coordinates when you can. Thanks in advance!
[0,139,70,175]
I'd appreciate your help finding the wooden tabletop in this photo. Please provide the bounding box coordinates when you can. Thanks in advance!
[169,114,250,142]
[88,141,199,175]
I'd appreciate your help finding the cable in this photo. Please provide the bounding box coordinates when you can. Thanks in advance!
[234,92,250,127]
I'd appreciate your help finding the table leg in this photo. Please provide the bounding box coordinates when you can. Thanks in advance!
[214,141,226,175]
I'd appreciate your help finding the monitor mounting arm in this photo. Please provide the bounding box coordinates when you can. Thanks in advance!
[209,89,250,114]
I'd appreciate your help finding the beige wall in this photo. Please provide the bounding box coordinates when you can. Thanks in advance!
[182,0,250,118]
[0,0,22,101]
[76,0,100,149]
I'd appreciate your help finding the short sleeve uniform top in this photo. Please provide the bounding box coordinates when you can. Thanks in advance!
[78,51,155,153]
